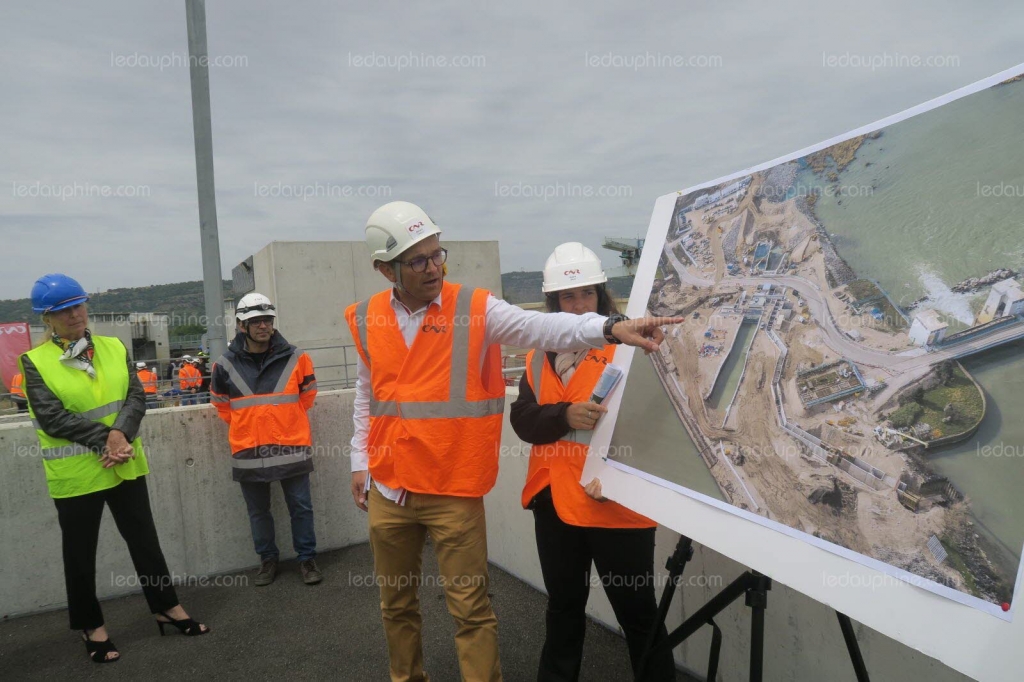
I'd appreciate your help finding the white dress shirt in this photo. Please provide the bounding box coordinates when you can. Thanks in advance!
[351,288,608,503]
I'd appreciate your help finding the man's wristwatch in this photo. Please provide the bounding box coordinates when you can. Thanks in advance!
[603,314,629,344]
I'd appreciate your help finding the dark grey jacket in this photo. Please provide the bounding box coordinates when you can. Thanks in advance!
[210,330,316,483]
[20,337,147,453]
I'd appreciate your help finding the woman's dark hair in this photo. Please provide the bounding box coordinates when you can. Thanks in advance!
[545,283,620,316]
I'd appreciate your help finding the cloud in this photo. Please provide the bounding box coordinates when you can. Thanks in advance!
[1,0,1022,300]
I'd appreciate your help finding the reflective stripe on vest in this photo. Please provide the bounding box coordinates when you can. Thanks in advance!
[32,398,124,432]
[529,351,592,445]
[222,353,301,412]
[348,282,506,496]
[364,288,505,420]
[523,344,653,528]
[231,450,312,469]
[355,298,371,365]
[23,336,149,499]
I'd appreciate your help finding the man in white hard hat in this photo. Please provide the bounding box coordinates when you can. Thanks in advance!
[210,293,322,587]
[345,201,683,682]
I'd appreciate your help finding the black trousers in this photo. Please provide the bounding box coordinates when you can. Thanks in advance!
[53,476,179,630]
[532,488,676,682]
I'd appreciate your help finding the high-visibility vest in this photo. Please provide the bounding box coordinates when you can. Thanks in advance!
[179,363,202,390]
[10,372,25,397]
[210,340,317,480]
[20,336,149,499]
[137,368,158,394]
[521,346,654,528]
[345,281,506,497]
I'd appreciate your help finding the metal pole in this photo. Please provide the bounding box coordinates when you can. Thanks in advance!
[185,0,227,360]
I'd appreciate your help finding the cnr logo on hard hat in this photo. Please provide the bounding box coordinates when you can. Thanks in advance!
[407,221,425,233]
[564,269,581,276]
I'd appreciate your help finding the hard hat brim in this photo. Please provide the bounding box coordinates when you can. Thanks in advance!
[372,228,443,263]
[541,274,608,294]
[34,294,90,314]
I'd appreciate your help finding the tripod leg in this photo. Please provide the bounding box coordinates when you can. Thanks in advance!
[836,611,871,682]
[706,618,723,682]
[636,535,693,682]
[744,572,771,682]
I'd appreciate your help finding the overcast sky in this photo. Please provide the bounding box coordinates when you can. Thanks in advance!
[2,0,1022,301]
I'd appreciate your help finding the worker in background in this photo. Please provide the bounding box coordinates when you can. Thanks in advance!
[136,362,159,409]
[210,293,321,587]
[346,201,683,682]
[195,351,211,405]
[178,355,202,406]
[10,371,28,413]
[510,243,676,681]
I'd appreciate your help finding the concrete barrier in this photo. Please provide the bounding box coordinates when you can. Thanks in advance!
[0,392,366,618]
[0,389,969,680]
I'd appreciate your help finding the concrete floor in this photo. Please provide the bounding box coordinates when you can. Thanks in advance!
[0,542,697,681]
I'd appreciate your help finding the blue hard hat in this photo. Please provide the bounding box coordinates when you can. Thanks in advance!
[31,274,90,314]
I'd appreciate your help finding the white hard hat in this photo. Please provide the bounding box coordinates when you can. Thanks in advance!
[236,292,277,322]
[136,361,146,369]
[542,242,607,293]
[365,201,442,265]
[181,355,192,362]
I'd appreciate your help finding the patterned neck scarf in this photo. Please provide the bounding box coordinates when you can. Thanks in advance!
[553,349,589,384]
[52,329,95,378]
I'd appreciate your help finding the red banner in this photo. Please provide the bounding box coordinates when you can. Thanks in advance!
[0,322,32,392]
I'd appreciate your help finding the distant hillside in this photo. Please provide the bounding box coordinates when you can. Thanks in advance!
[501,271,635,304]
[0,280,232,333]
[0,274,635,328]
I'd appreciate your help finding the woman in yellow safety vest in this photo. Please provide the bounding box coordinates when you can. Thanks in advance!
[510,245,676,681]
[19,274,209,664]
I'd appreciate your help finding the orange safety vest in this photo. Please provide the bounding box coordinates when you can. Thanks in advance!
[179,363,202,390]
[137,368,158,394]
[521,346,654,528]
[345,281,506,497]
[10,372,25,398]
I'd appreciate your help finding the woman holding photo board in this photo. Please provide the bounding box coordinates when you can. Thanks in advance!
[510,243,676,681]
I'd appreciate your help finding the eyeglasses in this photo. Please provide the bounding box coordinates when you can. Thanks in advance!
[249,317,275,327]
[395,248,448,273]
[238,303,276,314]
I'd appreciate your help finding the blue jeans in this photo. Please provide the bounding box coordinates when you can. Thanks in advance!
[239,473,316,562]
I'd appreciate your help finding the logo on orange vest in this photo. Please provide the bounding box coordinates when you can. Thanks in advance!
[584,355,609,366]
[421,324,449,334]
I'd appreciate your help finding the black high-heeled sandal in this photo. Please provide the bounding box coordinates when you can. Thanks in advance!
[156,610,210,637]
[81,630,120,663]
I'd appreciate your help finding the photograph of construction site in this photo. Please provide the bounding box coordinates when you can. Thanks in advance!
[608,72,1024,612]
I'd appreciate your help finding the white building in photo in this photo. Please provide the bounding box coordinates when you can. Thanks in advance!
[977,278,1024,324]
[909,309,948,346]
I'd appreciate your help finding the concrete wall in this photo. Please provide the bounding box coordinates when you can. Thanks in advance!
[0,392,366,618]
[0,391,969,681]
[243,240,502,389]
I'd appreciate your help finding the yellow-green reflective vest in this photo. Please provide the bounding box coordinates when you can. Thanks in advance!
[20,336,149,499]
